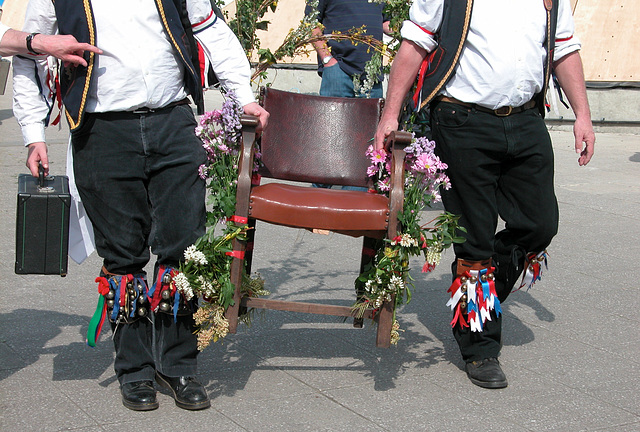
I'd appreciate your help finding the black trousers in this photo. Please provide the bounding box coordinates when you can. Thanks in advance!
[430,101,559,362]
[72,104,207,384]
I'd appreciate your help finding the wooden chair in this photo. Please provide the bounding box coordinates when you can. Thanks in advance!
[225,87,412,347]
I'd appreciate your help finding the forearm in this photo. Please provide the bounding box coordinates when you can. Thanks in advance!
[553,50,591,121]
[310,26,332,60]
[0,29,41,57]
[380,40,427,123]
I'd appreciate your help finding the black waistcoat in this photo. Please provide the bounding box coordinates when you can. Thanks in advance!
[53,0,204,131]
[414,0,558,117]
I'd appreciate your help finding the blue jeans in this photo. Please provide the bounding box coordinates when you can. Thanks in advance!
[316,64,382,190]
[319,63,383,99]
[72,104,207,383]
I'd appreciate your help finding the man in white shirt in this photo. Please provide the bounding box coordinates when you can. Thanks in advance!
[0,23,100,65]
[13,0,268,411]
[374,0,594,389]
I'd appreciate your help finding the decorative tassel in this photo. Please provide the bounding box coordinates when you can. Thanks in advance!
[517,250,549,291]
[446,267,501,332]
[86,277,111,347]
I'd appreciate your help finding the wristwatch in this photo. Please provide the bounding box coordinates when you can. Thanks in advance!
[322,55,333,65]
[26,33,42,55]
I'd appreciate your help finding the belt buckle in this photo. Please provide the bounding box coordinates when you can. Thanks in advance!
[495,106,512,117]
[132,107,154,114]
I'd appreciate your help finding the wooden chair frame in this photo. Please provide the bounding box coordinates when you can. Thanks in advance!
[224,88,412,347]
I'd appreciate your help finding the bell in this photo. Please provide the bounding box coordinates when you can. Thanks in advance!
[159,302,171,312]
[137,282,144,291]
[460,301,467,309]
[106,290,115,300]
[460,276,468,283]
[461,285,467,293]
[138,307,147,317]
[106,299,115,307]
[538,255,546,262]
[461,294,467,302]
[138,295,147,304]
[128,288,135,296]
[162,273,172,284]
[470,276,478,284]
[480,274,487,282]
[487,273,495,281]
[161,289,171,300]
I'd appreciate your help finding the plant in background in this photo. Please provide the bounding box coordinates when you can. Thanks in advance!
[352,136,466,343]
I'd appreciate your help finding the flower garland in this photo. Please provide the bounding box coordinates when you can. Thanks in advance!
[176,92,268,351]
[352,137,465,344]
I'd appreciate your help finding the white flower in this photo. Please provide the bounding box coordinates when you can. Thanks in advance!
[173,272,194,300]
[184,245,208,265]
[389,275,405,291]
[197,276,216,297]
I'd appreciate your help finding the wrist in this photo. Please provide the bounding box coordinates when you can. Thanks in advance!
[26,33,42,55]
[322,55,333,65]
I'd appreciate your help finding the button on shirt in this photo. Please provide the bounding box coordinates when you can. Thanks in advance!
[400,0,581,110]
[13,0,254,145]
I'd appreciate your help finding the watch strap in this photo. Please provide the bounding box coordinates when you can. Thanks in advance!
[26,33,42,55]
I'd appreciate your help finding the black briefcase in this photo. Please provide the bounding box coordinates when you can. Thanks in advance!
[15,170,71,276]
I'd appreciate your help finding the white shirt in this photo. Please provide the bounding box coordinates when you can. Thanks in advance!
[0,22,9,43]
[13,0,255,145]
[401,0,581,110]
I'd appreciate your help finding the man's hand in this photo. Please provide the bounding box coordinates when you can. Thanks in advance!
[374,116,399,151]
[574,116,595,166]
[26,142,48,177]
[34,34,102,67]
[243,102,269,134]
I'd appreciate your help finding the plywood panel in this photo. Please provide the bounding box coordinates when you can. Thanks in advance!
[0,0,27,30]
[573,1,638,82]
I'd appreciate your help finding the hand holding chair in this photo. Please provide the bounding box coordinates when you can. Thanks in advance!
[225,87,412,347]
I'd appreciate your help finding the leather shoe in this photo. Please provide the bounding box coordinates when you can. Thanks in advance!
[121,380,159,411]
[465,358,508,389]
[155,372,210,410]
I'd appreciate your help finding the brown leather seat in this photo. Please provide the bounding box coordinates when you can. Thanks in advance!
[226,87,412,347]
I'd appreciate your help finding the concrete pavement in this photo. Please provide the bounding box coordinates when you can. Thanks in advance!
[0,82,639,431]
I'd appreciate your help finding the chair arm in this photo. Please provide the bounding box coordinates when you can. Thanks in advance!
[386,131,413,238]
[234,114,259,218]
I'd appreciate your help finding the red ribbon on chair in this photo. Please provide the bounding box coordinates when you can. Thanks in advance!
[227,215,248,225]
[226,250,245,260]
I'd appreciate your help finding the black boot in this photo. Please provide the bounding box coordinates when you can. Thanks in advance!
[465,358,508,389]
[121,381,158,411]
[155,372,210,410]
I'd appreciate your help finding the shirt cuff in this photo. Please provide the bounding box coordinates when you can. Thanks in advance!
[21,123,46,147]
[400,20,439,53]
[554,35,582,62]
[235,85,257,108]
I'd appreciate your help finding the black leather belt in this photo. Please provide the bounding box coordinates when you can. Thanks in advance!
[130,98,191,114]
[437,96,536,117]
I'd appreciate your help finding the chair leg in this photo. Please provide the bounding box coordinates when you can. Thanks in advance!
[354,237,381,328]
[225,237,246,334]
[375,296,394,348]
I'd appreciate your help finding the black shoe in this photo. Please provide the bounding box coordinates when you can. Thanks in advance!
[121,381,159,411]
[155,372,210,410]
[465,358,508,389]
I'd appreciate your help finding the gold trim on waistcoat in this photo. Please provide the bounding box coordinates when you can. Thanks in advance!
[62,0,96,130]
[154,0,197,80]
[419,0,474,111]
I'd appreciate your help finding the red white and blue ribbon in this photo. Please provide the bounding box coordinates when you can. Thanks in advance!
[446,267,501,332]
[516,250,549,291]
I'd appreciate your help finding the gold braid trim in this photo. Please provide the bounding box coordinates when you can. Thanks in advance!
[419,0,474,110]
[65,0,96,130]
[154,0,197,79]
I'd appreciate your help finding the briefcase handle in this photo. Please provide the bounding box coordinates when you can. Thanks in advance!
[38,164,45,188]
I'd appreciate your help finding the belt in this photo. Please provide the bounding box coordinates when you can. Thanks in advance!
[130,98,191,114]
[437,96,536,117]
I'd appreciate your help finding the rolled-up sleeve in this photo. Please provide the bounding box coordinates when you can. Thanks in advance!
[399,0,444,53]
[187,0,255,107]
[554,0,581,61]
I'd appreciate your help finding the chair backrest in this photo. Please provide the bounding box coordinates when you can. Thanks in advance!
[258,87,384,188]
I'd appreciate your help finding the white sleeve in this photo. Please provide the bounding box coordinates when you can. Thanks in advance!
[554,0,581,61]
[187,0,255,107]
[399,0,444,53]
[12,0,59,146]
[0,22,10,42]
